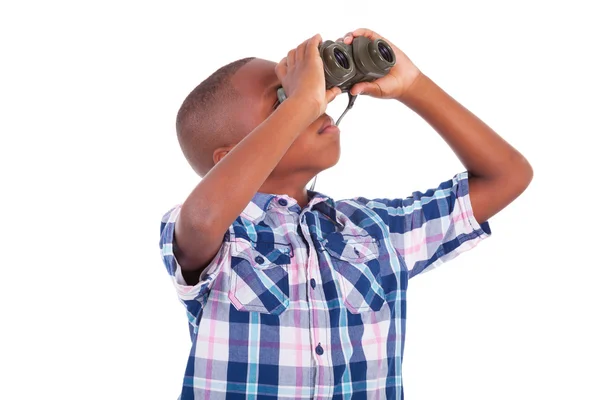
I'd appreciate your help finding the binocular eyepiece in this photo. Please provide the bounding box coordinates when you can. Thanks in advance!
[319,36,396,92]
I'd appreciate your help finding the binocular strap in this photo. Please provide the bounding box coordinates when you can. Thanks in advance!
[277,88,357,192]
[311,93,357,191]
[335,93,357,126]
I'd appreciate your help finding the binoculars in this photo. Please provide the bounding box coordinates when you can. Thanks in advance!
[275,36,396,125]
[319,36,396,92]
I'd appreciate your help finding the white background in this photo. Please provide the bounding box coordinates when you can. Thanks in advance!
[1,1,599,399]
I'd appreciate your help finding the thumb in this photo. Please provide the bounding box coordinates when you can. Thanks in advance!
[325,86,342,103]
[349,82,380,97]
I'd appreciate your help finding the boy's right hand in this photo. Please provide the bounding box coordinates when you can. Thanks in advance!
[275,34,341,120]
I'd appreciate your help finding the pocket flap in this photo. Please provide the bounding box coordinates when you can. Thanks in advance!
[322,232,379,263]
[233,239,291,268]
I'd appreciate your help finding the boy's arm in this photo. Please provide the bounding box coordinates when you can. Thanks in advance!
[174,34,341,281]
[399,74,533,224]
[341,28,533,224]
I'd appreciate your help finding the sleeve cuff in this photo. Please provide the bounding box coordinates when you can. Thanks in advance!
[159,204,227,302]
[456,171,492,239]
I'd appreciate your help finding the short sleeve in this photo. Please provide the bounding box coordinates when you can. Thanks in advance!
[355,171,491,279]
[159,205,228,326]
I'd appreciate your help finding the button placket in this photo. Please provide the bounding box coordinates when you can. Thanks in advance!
[297,214,330,387]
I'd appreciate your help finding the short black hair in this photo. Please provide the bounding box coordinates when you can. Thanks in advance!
[176,57,255,176]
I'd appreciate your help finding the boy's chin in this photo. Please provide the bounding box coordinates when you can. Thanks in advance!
[311,152,341,172]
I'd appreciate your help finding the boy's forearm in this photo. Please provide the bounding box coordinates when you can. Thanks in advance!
[398,73,532,223]
[399,73,531,181]
[179,97,316,241]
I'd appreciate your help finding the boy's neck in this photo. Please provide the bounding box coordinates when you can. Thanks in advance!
[258,185,310,209]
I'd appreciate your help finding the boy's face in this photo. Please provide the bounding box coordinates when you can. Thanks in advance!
[228,58,341,179]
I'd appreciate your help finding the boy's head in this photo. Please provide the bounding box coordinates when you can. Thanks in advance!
[176,57,341,185]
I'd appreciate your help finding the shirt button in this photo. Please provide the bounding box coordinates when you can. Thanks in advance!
[315,344,324,355]
[278,198,288,206]
[254,255,264,264]
[310,279,316,289]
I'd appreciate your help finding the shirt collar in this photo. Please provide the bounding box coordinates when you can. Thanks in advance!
[240,189,338,225]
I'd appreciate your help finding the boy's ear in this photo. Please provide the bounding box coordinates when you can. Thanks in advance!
[213,146,234,164]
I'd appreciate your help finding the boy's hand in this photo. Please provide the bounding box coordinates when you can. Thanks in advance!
[276,34,342,119]
[337,28,422,101]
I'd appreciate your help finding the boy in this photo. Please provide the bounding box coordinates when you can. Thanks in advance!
[159,29,532,399]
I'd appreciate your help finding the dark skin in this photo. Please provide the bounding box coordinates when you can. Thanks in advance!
[174,31,533,284]
[213,58,341,210]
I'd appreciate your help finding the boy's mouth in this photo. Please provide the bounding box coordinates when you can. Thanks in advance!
[318,116,340,134]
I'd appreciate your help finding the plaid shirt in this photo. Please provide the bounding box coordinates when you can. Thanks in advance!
[159,171,491,399]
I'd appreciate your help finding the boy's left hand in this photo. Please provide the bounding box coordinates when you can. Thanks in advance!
[337,28,422,100]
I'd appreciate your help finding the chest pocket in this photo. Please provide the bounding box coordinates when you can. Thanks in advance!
[322,232,385,313]
[229,238,291,315]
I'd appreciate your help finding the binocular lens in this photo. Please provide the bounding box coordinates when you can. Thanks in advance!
[333,48,350,69]
[377,42,394,63]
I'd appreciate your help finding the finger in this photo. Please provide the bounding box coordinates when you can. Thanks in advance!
[349,82,381,97]
[296,39,308,62]
[287,49,296,68]
[325,86,342,103]
[342,31,353,44]
[275,56,287,78]
[298,34,317,61]
[305,33,322,58]
[351,28,383,41]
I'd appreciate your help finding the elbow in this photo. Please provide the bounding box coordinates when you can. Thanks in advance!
[520,155,534,187]
[180,201,214,233]
[510,154,534,195]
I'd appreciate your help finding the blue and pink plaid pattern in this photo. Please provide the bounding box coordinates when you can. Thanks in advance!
[159,171,491,399]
